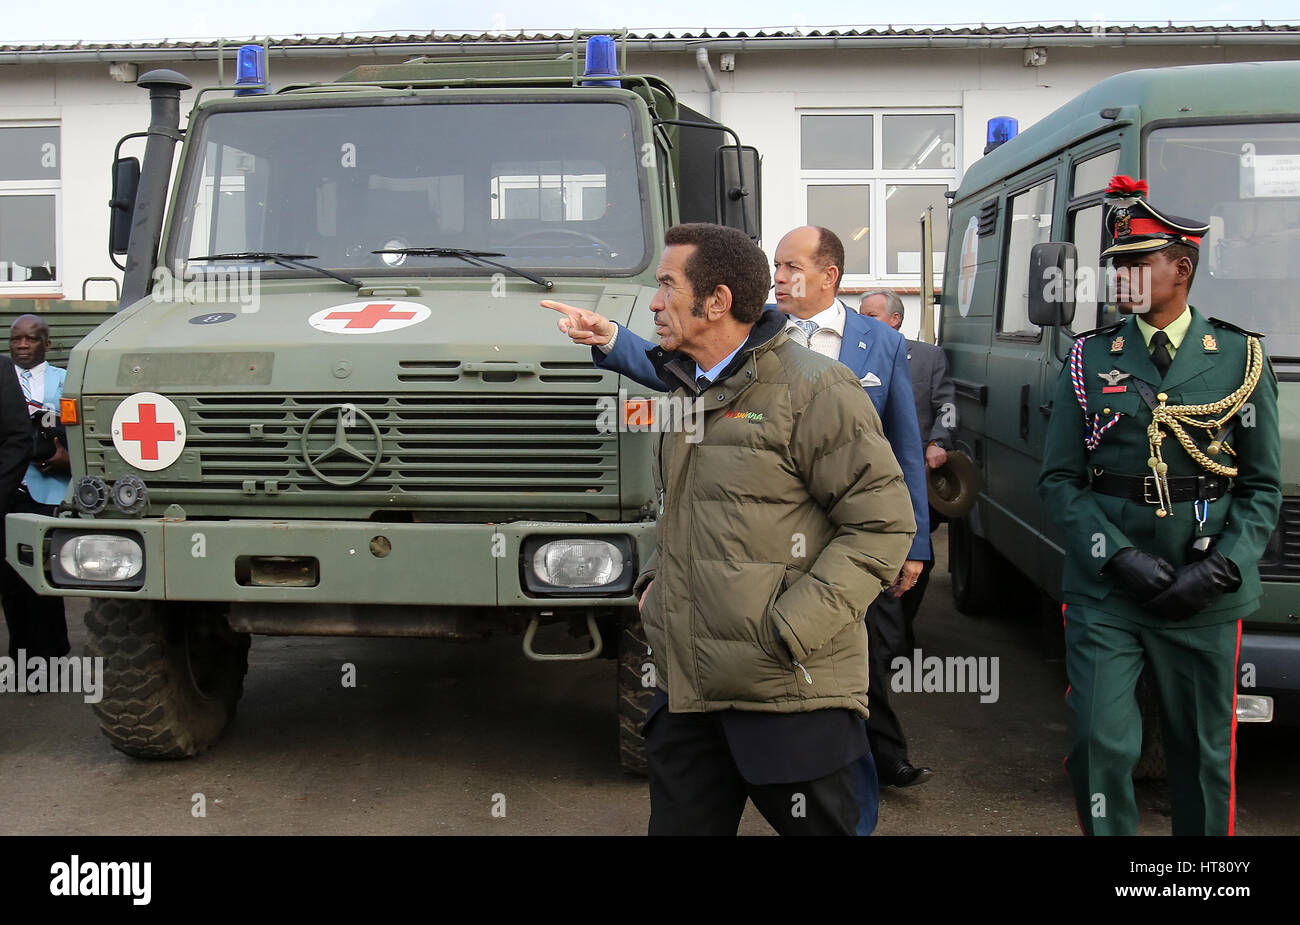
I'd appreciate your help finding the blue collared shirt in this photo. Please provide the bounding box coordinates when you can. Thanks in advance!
[694,341,745,385]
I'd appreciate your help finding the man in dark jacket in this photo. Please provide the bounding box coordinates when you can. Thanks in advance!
[545,224,915,835]
[0,363,36,658]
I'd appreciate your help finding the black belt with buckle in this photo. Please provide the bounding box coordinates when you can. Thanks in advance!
[1090,470,1230,504]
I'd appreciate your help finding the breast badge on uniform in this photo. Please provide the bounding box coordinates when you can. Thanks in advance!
[1110,336,1125,353]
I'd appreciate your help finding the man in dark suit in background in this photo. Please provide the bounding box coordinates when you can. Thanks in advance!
[0,361,36,659]
[860,290,958,650]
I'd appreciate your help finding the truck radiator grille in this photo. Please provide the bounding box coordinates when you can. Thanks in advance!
[85,393,618,496]
[1259,498,1300,580]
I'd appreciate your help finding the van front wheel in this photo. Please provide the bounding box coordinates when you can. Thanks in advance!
[949,517,1001,615]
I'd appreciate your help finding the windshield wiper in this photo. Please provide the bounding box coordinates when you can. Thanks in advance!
[374,246,553,291]
[191,252,363,288]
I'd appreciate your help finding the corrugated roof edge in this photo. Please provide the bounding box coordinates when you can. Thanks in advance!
[5,22,1300,54]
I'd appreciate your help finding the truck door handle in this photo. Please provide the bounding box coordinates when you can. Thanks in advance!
[1019,384,1031,439]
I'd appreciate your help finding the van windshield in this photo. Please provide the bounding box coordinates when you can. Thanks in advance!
[1146,121,1300,358]
[172,100,650,277]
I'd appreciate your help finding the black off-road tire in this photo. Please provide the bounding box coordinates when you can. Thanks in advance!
[85,599,250,759]
[949,516,1002,616]
[617,619,655,775]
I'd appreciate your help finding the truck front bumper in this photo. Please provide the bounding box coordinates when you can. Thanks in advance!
[5,513,655,608]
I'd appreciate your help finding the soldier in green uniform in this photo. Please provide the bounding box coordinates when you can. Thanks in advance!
[1039,175,1282,836]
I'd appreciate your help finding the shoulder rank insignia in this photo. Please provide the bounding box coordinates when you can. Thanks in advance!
[1209,316,1266,339]
[1202,333,1218,352]
[1110,335,1125,353]
[1071,320,1125,341]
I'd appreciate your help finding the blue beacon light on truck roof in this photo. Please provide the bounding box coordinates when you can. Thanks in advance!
[984,116,1019,154]
[582,35,620,87]
[233,44,268,96]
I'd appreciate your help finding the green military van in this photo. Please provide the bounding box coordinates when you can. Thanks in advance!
[4,33,761,770]
[940,61,1299,742]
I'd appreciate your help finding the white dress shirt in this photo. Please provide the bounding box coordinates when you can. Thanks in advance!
[15,361,47,411]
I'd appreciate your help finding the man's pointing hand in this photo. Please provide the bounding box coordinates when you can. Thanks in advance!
[541,299,616,347]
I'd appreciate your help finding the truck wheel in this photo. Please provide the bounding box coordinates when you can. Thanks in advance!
[85,599,250,759]
[949,516,1001,616]
[617,620,655,775]
[1133,669,1167,781]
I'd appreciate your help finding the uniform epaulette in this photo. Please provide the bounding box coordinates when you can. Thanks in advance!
[1208,317,1265,339]
[1071,320,1125,340]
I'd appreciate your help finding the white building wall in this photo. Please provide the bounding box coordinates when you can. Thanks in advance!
[1,39,1296,341]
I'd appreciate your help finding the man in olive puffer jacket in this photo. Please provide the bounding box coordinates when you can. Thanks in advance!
[558,223,915,834]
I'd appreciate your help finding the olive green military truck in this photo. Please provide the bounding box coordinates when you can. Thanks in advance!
[938,61,1299,766]
[5,34,761,771]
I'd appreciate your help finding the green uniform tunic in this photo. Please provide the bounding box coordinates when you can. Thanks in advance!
[1039,305,1281,835]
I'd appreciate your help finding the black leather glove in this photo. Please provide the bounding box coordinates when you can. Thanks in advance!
[1144,551,1242,621]
[1104,547,1177,603]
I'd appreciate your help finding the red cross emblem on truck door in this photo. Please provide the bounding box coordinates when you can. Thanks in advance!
[309,300,431,334]
[111,392,187,472]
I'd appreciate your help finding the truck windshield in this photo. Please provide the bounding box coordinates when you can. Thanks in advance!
[1146,121,1300,358]
[172,100,650,277]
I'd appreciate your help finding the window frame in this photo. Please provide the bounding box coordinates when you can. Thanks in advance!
[0,121,62,295]
[797,107,960,288]
[995,170,1059,343]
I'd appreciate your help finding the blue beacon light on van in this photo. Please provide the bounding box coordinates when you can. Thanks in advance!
[582,35,620,87]
[233,44,268,96]
[984,116,1019,154]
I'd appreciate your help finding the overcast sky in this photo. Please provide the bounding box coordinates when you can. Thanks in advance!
[6,0,1297,44]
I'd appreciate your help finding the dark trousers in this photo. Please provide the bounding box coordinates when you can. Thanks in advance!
[1063,605,1239,835]
[1,490,69,659]
[865,591,910,770]
[646,709,859,835]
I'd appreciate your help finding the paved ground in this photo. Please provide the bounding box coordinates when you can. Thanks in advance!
[2,525,1296,835]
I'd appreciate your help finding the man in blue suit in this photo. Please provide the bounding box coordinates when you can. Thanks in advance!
[544,226,933,799]
[1,314,70,659]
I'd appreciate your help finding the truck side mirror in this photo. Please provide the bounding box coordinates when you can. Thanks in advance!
[110,156,140,256]
[1027,242,1077,327]
[717,145,761,242]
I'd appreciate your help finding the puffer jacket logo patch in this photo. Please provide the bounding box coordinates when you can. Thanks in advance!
[723,409,765,422]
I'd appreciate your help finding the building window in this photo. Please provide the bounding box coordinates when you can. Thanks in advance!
[800,110,957,286]
[0,124,60,291]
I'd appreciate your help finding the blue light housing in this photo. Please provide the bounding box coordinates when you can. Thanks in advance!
[984,116,1019,154]
[582,35,620,87]
[233,44,268,96]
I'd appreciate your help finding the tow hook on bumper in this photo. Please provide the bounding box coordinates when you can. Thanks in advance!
[522,613,603,661]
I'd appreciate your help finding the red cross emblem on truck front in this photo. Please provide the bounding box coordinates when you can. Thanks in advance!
[111,392,187,472]
[323,303,417,330]
[309,299,431,335]
[120,403,176,460]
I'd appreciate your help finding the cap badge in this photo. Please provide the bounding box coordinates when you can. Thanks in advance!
[1115,210,1132,236]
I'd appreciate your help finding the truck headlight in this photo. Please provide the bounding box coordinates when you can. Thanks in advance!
[522,536,634,595]
[49,530,145,588]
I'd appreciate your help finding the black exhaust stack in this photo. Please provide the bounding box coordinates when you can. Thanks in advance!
[119,69,191,309]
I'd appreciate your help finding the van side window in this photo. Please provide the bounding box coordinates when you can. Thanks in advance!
[1071,149,1121,197]
[999,178,1055,336]
[1068,204,1105,334]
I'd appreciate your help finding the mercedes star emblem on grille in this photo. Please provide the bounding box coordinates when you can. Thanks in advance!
[301,404,383,487]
